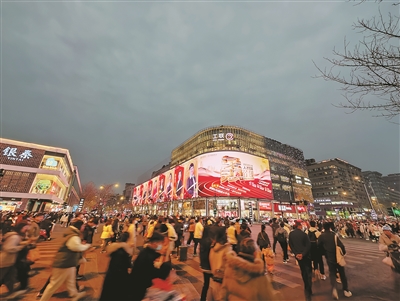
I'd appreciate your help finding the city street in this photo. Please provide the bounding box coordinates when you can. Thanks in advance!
[2,223,399,301]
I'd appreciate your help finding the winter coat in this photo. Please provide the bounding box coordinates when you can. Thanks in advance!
[256,231,270,249]
[100,225,114,239]
[199,228,213,273]
[221,251,276,301]
[129,246,165,301]
[317,231,345,264]
[99,243,132,301]
[209,243,232,301]
[0,232,25,268]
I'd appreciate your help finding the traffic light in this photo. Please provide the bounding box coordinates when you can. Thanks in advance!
[387,207,394,216]
[213,208,217,216]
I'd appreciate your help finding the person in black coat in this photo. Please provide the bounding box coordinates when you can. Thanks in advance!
[318,222,352,299]
[199,225,216,301]
[129,232,167,301]
[99,232,132,301]
[289,220,312,301]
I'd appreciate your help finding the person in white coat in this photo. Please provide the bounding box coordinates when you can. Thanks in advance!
[126,217,137,255]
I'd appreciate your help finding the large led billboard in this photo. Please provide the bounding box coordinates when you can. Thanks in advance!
[197,151,273,199]
[132,151,273,205]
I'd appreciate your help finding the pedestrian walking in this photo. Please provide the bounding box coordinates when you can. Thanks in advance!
[306,220,326,280]
[227,221,238,253]
[99,232,132,301]
[100,220,114,253]
[276,222,289,263]
[0,221,30,299]
[186,218,195,246]
[208,226,231,301]
[270,218,280,254]
[318,222,352,299]
[193,218,204,256]
[199,224,214,301]
[289,220,313,301]
[130,232,169,301]
[39,220,90,301]
[221,238,277,301]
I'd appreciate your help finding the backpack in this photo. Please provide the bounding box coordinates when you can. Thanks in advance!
[308,230,317,243]
[277,231,286,243]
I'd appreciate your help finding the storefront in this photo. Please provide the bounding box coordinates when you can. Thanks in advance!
[0,139,81,212]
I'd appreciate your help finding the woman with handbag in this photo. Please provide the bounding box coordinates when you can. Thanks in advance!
[100,220,114,253]
[318,222,352,300]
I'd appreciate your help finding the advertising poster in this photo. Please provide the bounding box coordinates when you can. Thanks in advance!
[184,159,198,199]
[138,185,144,205]
[197,151,273,199]
[151,176,159,203]
[164,170,174,201]
[147,180,153,204]
[142,183,148,204]
[158,174,166,202]
[174,166,184,200]
[131,187,137,206]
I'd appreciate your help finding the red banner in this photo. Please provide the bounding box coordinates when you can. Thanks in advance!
[297,206,307,212]
[259,202,272,211]
[273,203,296,213]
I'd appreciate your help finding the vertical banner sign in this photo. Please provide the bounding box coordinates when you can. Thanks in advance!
[248,201,253,222]
[78,198,85,211]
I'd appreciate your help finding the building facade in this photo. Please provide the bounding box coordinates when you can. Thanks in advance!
[362,171,400,214]
[382,173,400,193]
[306,158,371,219]
[132,126,313,220]
[0,138,81,212]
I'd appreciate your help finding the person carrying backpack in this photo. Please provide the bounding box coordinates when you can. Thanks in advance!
[275,222,289,263]
[306,220,326,280]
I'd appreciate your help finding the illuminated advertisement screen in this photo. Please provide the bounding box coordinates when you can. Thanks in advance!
[133,151,274,203]
[197,151,273,199]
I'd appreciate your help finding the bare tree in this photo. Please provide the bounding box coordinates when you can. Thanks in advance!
[314,2,399,120]
[81,182,99,210]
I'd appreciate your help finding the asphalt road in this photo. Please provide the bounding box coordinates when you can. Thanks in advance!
[2,223,399,301]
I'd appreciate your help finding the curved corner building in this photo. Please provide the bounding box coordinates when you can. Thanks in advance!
[132,125,313,220]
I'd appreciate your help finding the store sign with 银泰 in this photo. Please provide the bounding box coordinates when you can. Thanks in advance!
[0,143,45,168]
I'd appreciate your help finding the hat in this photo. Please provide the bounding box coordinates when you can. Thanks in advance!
[382,225,392,231]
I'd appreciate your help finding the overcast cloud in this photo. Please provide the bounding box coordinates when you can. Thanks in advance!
[1,0,399,191]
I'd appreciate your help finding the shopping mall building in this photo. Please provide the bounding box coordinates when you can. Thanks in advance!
[0,138,82,212]
[132,126,314,220]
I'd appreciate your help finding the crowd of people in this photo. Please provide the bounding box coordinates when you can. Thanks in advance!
[1,209,400,301]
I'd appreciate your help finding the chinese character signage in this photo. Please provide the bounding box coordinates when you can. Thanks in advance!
[212,132,234,142]
[0,143,45,168]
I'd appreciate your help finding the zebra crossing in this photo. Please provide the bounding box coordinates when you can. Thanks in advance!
[33,240,61,267]
[172,238,385,293]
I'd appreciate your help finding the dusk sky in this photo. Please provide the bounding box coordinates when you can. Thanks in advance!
[1,0,398,192]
